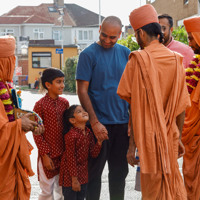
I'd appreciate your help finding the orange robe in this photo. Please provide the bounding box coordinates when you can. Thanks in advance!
[117,40,190,200]
[182,81,200,200]
[0,100,34,200]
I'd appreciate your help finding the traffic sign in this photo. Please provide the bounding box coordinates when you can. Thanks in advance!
[56,48,63,54]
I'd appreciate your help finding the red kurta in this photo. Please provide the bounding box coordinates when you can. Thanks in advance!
[59,127,101,187]
[33,94,69,179]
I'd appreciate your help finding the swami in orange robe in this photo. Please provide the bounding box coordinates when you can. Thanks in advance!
[0,36,34,200]
[117,5,190,200]
[182,17,200,200]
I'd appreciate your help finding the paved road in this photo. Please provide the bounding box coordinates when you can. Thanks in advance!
[22,90,182,200]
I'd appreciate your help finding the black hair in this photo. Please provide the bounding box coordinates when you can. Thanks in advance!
[63,105,79,135]
[140,22,164,43]
[41,68,64,90]
[158,14,173,28]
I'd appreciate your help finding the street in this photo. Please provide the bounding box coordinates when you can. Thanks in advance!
[22,90,182,200]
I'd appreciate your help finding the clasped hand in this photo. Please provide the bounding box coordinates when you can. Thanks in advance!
[127,143,139,167]
[21,113,44,135]
[42,154,55,170]
[91,121,109,142]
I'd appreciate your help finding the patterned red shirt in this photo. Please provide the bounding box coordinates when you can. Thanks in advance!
[33,94,69,179]
[59,127,101,187]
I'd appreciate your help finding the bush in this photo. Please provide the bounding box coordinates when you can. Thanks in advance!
[118,34,139,51]
[118,26,189,50]
[63,56,78,93]
[172,26,188,45]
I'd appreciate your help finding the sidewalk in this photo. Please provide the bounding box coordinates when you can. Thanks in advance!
[29,161,142,200]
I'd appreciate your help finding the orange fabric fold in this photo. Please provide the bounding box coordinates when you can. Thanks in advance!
[117,40,190,199]
[182,81,200,200]
[0,100,33,200]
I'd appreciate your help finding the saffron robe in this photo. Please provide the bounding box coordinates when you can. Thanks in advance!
[117,40,190,200]
[182,80,200,200]
[0,100,34,200]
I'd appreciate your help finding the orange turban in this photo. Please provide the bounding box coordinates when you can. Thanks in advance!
[0,35,15,58]
[129,4,159,31]
[184,17,200,47]
[0,36,16,82]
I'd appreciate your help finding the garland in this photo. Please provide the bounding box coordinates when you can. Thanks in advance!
[0,80,15,122]
[185,54,200,94]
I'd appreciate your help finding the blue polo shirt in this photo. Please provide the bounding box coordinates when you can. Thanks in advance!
[76,42,130,125]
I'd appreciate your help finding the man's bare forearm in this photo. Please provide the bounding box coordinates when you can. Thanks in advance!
[176,111,185,139]
[76,80,98,124]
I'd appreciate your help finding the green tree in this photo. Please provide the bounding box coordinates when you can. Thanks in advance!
[172,26,189,45]
[118,26,189,50]
[63,56,78,93]
[118,34,139,51]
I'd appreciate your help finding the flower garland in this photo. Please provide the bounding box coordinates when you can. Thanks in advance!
[0,80,15,122]
[185,54,200,94]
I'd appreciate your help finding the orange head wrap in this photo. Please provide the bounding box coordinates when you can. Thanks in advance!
[184,17,200,47]
[0,36,16,82]
[129,4,159,31]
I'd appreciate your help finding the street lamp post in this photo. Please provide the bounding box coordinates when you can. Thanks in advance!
[99,0,101,26]
[58,8,64,69]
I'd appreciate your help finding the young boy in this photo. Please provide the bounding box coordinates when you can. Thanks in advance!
[33,68,69,200]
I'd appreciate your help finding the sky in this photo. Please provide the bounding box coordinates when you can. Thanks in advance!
[0,0,146,26]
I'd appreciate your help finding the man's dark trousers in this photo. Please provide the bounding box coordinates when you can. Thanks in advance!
[86,123,129,200]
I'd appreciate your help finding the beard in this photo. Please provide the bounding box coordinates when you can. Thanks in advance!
[137,32,145,49]
[163,31,171,46]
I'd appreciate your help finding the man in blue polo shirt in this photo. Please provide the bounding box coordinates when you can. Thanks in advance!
[76,16,130,200]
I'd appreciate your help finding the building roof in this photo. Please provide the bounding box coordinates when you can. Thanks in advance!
[0,3,103,27]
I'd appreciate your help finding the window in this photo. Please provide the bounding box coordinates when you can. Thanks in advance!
[184,0,189,4]
[0,29,14,36]
[53,30,61,40]
[84,31,88,40]
[78,30,93,40]
[148,0,155,2]
[78,30,83,40]
[48,7,57,12]
[33,28,44,39]
[89,30,93,40]
[32,52,51,68]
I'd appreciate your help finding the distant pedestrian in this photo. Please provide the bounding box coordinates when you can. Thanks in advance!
[33,68,69,200]
[59,105,103,200]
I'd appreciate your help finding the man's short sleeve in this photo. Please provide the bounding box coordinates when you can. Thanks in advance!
[76,51,93,82]
[117,56,134,104]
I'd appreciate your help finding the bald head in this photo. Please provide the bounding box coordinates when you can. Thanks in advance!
[102,16,122,29]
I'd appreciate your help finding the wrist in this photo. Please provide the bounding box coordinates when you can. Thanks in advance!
[97,140,102,145]
[72,176,78,181]
[90,120,99,127]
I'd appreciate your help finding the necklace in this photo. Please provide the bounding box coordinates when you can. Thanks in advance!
[0,80,15,121]
[185,54,200,94]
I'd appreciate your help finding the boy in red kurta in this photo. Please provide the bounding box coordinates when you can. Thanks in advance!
[33,68,69,200]
[59,105,103,200]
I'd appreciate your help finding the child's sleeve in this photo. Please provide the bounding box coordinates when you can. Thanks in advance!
[65,133,78,177]
[89,132,101,158]
[33,101,51,156]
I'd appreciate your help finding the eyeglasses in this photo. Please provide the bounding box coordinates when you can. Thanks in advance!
[134,29,141,37]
